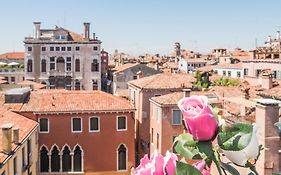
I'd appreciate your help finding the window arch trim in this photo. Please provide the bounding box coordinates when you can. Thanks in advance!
[116,143,128,171]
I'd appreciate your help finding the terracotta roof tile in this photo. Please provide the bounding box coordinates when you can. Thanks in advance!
[150,91,218,105]
[128,73,194,90]
[68,31,84,42]
[0,52,24,60]
[20,90,134,113]
[0,108,38,163]
[112,63,139,73]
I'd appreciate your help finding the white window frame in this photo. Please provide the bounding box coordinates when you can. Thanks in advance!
[172,109,182,125]
[39,118,49,133]
[116,116,127,131]
[89,117,100,132]
[71,117,83,133]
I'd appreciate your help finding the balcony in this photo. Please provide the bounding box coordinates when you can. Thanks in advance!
[49,70,73,77]
[0,68,24,74]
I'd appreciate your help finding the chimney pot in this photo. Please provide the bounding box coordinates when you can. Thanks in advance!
[182,89,191,97]
[1,123,13,154]
[33,22,41,39]
[83,22,90,40]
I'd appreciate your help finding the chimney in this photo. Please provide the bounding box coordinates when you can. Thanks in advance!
[93,33,96,40]
[1,123,13,154]
[13,128,19,144]
[261,74,273,90]
[136,71,144,79]
[277,31,280,40]
[33,22,41,39]
[182,89,191,97]
[83,22,90,40]
[255,99,280,175]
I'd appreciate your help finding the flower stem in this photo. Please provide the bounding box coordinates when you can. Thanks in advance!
[250,166,259,175]
[213,158,223,175]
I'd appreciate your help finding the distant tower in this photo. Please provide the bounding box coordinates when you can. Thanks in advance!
[174,42,181,63]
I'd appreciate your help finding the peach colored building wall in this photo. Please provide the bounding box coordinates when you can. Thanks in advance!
[255,102,280,175]
[128,84,184,160]
[21,111,135,174]
[150,103,184,155]
[242,60,281,79]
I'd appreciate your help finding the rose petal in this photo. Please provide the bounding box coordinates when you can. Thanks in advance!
[163,151,177,175]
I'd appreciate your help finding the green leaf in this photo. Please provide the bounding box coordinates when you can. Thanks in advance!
[218,123,253,151]
[174,133,201,160]
[274,122,281,129]
[176,161,203,175]
[221,162,240,175]
[197,141,214,166]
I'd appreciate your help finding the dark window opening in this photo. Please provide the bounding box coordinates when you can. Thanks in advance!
[41,59,46,72]
[62,146,72,172]
[75,59,80,72]
[27,60,33,72]
[118,144,127,170]
[51,146,60,172]
[91,59,99,72]
[40,146,49,172]
[117,116,126,130]
[74,146,82,172]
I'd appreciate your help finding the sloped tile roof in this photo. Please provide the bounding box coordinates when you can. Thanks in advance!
[0,52,24,60]
[20,90,134,113]
[150,91,218,105]
[128,73,194,90]
[0,108,38,163]
[112,63,139,73]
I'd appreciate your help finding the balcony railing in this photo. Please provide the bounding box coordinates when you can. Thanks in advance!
[0,68,24,74]
[49,70,73,77]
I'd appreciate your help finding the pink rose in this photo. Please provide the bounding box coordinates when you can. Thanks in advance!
[134,150,177,175]
[178,96,218,141]
[193,160,211,175]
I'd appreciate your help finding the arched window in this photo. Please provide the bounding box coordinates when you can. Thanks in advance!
[75,59,80,72]
[118,144,127,170]
[41,59,46,72]
[51,146,60,172]
[40,146,49,172]
[27,60,33,72]
[73,145,82,172]
[75,80,80,90]
[62,146,71,172]
[56,57,65,72]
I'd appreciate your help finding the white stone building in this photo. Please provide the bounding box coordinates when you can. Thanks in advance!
[24,22,102,90]
[178,58,207,73]
[213,63,243,78]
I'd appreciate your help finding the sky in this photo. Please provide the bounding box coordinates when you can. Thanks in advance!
[0,0,281,55]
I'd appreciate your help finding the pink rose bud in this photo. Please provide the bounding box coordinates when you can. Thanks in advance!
[178,96,218,141]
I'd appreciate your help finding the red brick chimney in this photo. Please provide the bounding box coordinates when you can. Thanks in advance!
[255,99,280,175]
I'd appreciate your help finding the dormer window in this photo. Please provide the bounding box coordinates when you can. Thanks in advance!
[55,35,67,40]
